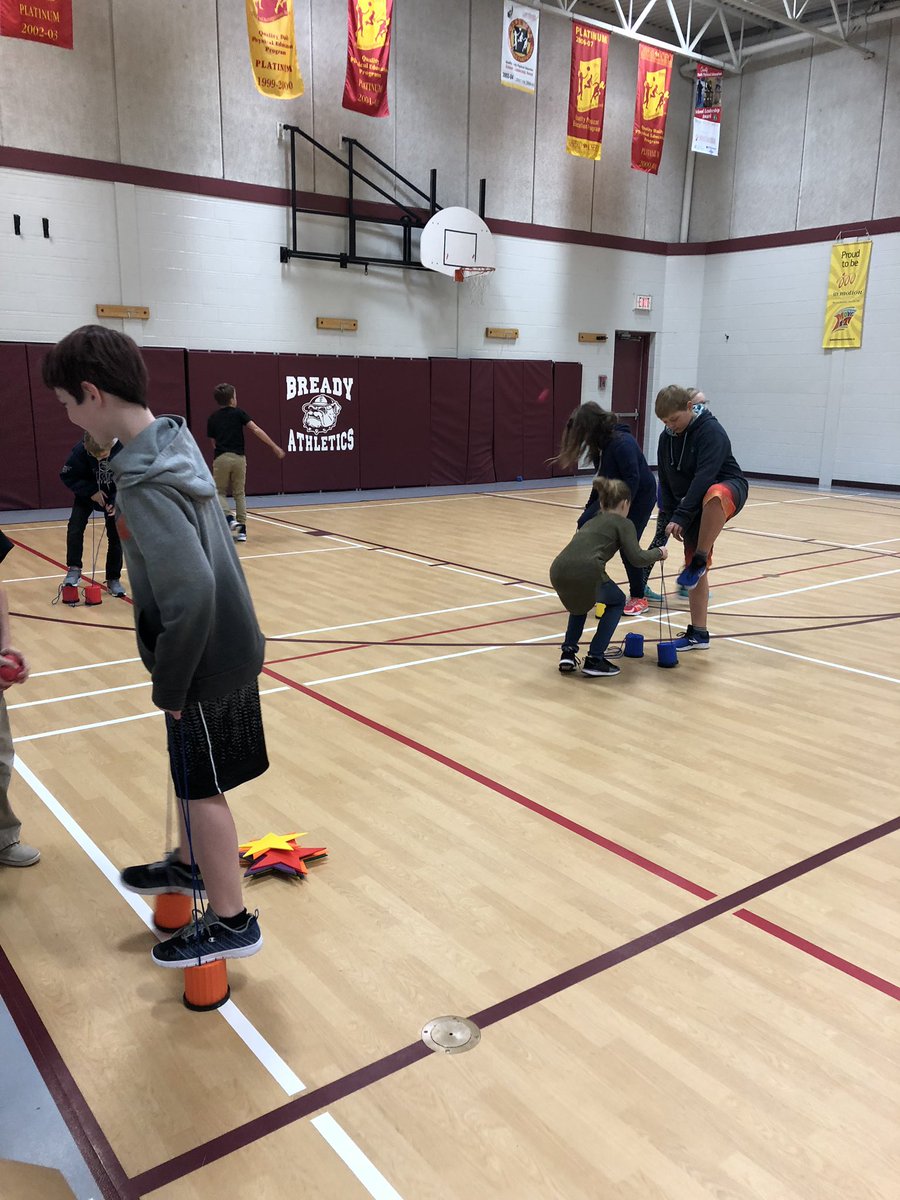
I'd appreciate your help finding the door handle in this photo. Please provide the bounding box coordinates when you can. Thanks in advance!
[616,410,640,419]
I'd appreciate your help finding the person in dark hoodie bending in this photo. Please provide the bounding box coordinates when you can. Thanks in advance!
[552,403,660,615]
[654,385,749,650]
[43,326,267,969]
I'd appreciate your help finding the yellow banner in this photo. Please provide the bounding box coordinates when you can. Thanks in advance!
[822,240,872,349]
[245,0,304,100]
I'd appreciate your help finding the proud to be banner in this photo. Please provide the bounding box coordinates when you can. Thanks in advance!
[343,0,393,117]
[245,0,303,99]
[566,22,609,161]
[501,3,540,93]
[631,43,673,175]
[822,240,873,350]
[0,0,72,49]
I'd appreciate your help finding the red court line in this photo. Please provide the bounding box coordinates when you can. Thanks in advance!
[264,605,563,666]
[131,810,900,1195]
[262,663,900,1003]
[262,665,714,898]
[0,943,135,1200]
[9,536,133,606]
[733,911,900,1002]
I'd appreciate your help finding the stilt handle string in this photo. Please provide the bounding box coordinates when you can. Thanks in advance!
[166,713,206,964]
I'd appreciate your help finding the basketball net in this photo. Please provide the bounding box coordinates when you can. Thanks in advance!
[454,265,494,306]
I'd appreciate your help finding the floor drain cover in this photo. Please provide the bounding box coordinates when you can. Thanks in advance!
[421,1015,481,1054]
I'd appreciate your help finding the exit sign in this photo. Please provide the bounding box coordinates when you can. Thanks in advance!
[634,294,652,311]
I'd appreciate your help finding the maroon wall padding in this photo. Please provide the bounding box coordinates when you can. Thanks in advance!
[27,343,84,510]
[467,360,495,484]
[428,359,470,486]
[357,358,431,489]
[278,355,360,492]
[551,362,583,477]
[143,348,188,419]
[522,360,554,479]
[0,344,40,510]
[492,360,525,481]
[186,352,282,495]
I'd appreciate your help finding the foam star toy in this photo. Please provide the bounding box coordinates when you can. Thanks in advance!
[239,832,328,880]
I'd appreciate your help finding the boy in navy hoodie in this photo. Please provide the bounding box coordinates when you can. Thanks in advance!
[43,326,267,969]
[59,433,126,597]
[655,385,748,650]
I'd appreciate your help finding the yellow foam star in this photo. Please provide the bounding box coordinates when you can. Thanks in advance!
[239,831,307,859]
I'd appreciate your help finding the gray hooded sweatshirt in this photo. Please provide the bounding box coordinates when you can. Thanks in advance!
[111,416,265,712]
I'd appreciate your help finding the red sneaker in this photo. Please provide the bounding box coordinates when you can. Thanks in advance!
[623,597,649,616]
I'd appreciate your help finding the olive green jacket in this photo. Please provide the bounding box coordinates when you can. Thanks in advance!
[549,511,664,614]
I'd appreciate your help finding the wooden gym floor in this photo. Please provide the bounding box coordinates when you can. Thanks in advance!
[0,479,898,1200]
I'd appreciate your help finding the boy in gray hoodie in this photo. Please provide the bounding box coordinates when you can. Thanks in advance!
[43,326,267,968]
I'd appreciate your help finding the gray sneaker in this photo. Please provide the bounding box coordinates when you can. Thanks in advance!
[106,578,127,598]
[63,566,81,587]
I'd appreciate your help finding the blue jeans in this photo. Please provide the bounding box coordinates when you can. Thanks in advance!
[562,581,626,659]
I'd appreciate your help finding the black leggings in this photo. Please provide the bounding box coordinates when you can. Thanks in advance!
[66,497,122,580]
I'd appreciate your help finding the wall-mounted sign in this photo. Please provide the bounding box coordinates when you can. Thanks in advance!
[633,294,652,312]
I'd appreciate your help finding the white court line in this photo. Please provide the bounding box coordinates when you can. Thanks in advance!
[240,545,366,562]
[270,593,555,641]
[31,656,142,678]
[11,756,305,1096]
[1,572,64,583]
[436,563,517,585]
[7,680,150,711]
[263,495,476,514]
[311,1114,405,1200]
[729,526,897,553]
[728,639,900,685]
[277,567,900,688]
[12,686,290,744]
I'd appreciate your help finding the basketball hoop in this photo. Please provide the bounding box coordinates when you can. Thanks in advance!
[454,265,495,283]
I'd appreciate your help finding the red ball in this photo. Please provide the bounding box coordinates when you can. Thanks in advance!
[537,388,551,404]
[0,663,22,683]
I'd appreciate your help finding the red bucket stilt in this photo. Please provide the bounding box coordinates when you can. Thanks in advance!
[183,959,230,1011]
[154,892,192,932]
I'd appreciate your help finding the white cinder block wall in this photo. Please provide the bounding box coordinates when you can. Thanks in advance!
[2,5,899,487]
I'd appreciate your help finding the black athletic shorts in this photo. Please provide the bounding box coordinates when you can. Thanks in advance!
[166,682,269,800]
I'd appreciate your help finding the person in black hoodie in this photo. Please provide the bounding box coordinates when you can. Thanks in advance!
[552,403,660,614]
[59,433,126,597]
[655,385,748,650]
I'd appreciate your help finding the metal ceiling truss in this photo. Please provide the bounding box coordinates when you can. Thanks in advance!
[541,0,877,70]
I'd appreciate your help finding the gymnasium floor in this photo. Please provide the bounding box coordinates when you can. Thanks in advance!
[0,477,898,1200]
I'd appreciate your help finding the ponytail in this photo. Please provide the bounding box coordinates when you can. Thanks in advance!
[549,402,617,469]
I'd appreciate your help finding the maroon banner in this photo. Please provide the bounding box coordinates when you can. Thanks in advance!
[631,43,673,175]
[342,0,393,118]
[0,0,72,48]
[566,22,609,161]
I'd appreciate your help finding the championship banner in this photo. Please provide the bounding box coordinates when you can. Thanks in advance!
[501,3,539,94]
[342,0,393,118]
[822,240,872,350]
[566,22,609,161]
[691,64,722,156]
[244,0,304,100]
[631,43,673,175]
[0,0,72,49]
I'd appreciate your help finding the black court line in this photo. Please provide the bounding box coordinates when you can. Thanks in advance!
[0,944,136,1200]
[131,811,900,1196]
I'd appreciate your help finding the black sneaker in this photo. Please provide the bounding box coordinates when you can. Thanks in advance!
[120,851,207,898]
[151,908,262,968]
[581,656,621,677]
[559,645,579,674]
[235,523,247,542]
[225,513,236,529]
[672,625,711,651]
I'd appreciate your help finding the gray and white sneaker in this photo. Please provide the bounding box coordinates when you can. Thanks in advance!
[151,908,262,968]
[63,566,81,587]
[106,578,127,598]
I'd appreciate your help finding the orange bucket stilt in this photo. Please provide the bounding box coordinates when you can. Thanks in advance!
[183,959,230,1011]
[154,892,193,932]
